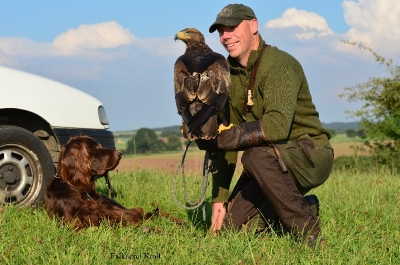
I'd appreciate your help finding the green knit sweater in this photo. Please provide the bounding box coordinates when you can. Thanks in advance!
[211,35,331,202]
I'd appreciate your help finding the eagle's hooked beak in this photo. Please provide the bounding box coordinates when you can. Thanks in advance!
[174,31,186,42]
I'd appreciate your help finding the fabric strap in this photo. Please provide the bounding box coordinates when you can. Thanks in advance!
[242,44,270,119]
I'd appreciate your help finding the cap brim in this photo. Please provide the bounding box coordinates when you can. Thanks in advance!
[209,17,243,33]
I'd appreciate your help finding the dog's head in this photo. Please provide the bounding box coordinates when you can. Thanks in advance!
[57,136,122,189]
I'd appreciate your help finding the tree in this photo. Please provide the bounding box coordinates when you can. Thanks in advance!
[126,128,165,154]
[125,137,135,154]
[161,130,182,138]
[327,128,337,138]
[166,134,182,151]
[339,41,400,167]
[150,139,165,154]
[346,129,356,138]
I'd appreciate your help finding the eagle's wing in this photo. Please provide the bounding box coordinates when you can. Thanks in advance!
[174,58,196,118]
[197,52,230,111]
[174,50,230,139]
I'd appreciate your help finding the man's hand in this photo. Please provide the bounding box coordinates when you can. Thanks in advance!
[210,202,226,233]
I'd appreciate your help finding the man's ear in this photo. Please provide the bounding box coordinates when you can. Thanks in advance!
[250,19,259,35]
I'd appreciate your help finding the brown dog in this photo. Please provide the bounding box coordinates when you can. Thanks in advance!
[45,135,182,229]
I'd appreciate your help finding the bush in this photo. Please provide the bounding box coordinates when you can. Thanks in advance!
[165,135,182,151]
[332,155,394,173]
[126,128,165,154]
[161,130,182,138]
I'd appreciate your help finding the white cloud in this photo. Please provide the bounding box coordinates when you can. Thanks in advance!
[0,21,183,62]
[341,0,400,56]
[265,8,334,40]
[52,21,136,55]
[0,37,55,56]
[0,49,19,67]
[0,37,57,66]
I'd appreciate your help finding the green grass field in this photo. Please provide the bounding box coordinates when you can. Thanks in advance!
[1,167,399,264]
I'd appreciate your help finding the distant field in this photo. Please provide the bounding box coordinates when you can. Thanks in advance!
[115,137,130,150]
[116,148,223,174]
[330,141,368,157]
[114,134,365,173]
[330,133,368,157]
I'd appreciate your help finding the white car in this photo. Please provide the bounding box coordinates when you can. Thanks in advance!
[0,65,115,206]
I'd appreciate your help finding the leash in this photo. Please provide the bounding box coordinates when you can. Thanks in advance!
[171,141,211,221]
[104,173,115,199]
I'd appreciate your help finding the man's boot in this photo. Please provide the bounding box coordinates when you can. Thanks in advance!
[304,194,320,217]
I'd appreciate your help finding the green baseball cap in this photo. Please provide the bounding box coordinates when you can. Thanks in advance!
[209,4,257,33]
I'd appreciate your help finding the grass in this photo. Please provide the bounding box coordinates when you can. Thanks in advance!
[1,168,399,264]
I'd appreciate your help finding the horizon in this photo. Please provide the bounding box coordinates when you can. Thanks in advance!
[111,120,360,133]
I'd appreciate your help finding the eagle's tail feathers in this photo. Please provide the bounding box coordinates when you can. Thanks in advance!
[186,105,215,133]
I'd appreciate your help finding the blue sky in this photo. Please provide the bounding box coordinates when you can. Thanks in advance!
[1,0,399,131]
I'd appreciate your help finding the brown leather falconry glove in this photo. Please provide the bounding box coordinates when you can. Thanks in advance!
[196,120,270,151]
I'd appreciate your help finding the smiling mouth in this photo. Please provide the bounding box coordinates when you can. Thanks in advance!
[225,42,236,48]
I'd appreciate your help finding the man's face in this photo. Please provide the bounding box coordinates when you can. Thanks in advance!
[217,19,258,66]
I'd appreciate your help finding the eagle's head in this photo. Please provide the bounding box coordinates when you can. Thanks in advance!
[174,28,205,46]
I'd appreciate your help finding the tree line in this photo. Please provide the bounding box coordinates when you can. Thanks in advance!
[124,128,184,154]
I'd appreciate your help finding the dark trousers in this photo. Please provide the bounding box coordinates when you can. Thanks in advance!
[223,134,334,236]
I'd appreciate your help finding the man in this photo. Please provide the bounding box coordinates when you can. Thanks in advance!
[197,4,334,247]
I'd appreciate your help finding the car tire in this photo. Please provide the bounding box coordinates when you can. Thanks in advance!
[0,125,55,206]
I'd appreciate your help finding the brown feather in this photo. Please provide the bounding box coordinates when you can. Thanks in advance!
[174,28,230,140]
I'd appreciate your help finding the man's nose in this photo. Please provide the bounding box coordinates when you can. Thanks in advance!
[220,30,231,39]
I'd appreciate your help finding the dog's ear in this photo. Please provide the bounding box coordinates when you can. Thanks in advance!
[57,138,92,189]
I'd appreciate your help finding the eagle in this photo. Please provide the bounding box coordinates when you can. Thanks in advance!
[174,28,231,141]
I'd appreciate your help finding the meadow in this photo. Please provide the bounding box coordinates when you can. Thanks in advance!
[1,166,399,264]
[1,134,399,264]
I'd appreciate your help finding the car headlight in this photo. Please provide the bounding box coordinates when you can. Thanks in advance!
[98,106,109,125]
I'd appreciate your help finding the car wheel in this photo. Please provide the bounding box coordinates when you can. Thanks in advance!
[0,125,55,206]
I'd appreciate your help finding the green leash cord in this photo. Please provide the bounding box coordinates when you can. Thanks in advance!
[171,141,211,221]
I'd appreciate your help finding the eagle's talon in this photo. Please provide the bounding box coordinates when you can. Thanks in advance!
[218,123,233,133]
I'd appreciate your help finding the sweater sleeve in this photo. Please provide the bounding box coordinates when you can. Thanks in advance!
[260,61,301,141]
[210,98,240,202]
[210,150,238,202]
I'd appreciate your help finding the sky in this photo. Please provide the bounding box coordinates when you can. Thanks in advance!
[1,0,399,131]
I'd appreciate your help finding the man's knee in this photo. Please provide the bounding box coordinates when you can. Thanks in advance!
[242,146,271,169]
[241,148,255,170]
